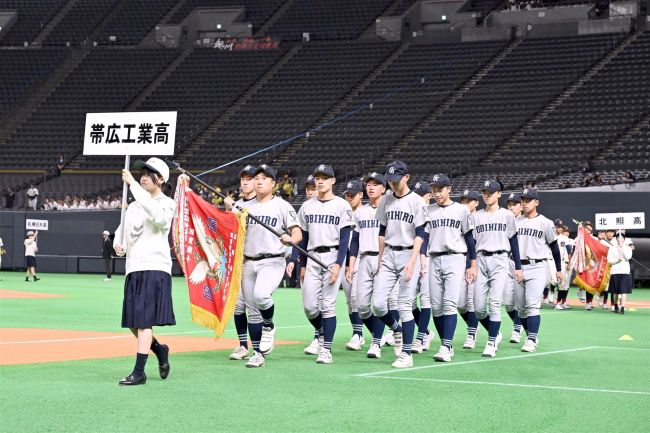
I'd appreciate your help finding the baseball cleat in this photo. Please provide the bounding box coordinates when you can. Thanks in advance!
[482,341,497,358]
[422,332,434,351]
[554,303,564,310]
[392,331,403,356]
[521,339,537,353]
[462,335,476,349]
[366,343,381,358]
[345,334,362,351]
[229,345,250,360]
[391,352,413,368]
[259,326,276,354]
[411,339,424,354]
[510,330,521,344]
[562,303,570,309]
[304,337,322,355]
[433,345,453,362]
[495,332,503,351]
[381,330,395,347]
[316,348,333,364]
[585,303,593,311]
[245,352,265,368]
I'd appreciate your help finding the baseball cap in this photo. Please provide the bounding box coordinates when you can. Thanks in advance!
[313,164,335,178]
[27,230,35,236]
[583,220,593,228]
[102,230,110,235]
[460,189,480,201]
[254,164,277,180]
[554,218,564,227]
[365,172,386,186]
[133,157,169,183]
[385,160,408,182]
[305,175,315,187]
[429,174,450,187]
[506,192,521,203]
[344,180,364,195]
[239,164,257,178]
[482,179,501,193]
[521,188,539,200]
[413,181,432,196]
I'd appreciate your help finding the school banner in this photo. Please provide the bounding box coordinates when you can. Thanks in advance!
[570,225,610,294]
[172,177,246,337]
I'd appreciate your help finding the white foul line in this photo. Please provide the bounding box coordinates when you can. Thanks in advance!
[363,376,650,396]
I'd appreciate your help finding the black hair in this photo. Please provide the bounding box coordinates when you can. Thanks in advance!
[140,169,173,197]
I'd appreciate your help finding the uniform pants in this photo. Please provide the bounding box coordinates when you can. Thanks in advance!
[242,257,285,324]
[429,254,465,317]
[301,250,343,319]
[503,259,516,313]
[474,253,509,321]
[341,260,359,314]
[515,261,549,318]
[372,249,420,322]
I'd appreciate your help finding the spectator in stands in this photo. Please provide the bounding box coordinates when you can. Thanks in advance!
[580,160,592,173]
[592,173,604,186]
[620,171,636,184]
[26,184,39,210]
[102,230,115,282]
[2,187,16,209]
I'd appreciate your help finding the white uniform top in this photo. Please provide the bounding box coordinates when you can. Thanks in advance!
[472,208,517,252]
[27,187,39,199]
[114,182,176,275]
[607,242,633,275]
[234,196,257,213]
[297,196,354,250]
[427,201,473,254]
[514,214,555,260]
[24,238,37,256]
[244,197,299,257]
[353,203,381,254]
[555,233,570,263]
[376,191,429,247]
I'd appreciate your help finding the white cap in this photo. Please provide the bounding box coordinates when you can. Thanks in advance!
[27,231,35,236]
[134,157,169,183]
[102,230,110,235]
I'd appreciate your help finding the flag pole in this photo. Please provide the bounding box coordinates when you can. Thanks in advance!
[118,155,130,246]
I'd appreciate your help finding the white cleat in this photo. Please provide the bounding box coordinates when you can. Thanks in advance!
[411,339,424,354]
[259,326,276,354]
[462,335,476,349]
[554,303,564,310]
[433,345,453,362]
[103,278,112,282]
[381,330,395,347]
[391,352,413,368]
[345,334,362,351]
[304,337,322,355]
[422,332,434,351]
[392,331,403,356]
[366,343,381,359]
[521,339,537,353]
[229,345,250,360]
[510,330,521,344]
[482,341,497,358]
[245,351,265,368]
[495,332,503,351]
[316,348,333,364]
[562,303,570,309]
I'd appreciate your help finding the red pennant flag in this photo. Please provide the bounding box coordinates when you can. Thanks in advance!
[172,179,246,337]
[569,225,610,294]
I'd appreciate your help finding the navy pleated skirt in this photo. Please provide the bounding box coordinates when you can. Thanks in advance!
[122,270,176,328]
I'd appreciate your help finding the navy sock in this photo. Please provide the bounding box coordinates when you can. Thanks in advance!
[432,315,444,338]
[248,322,263,354]
[234,313,248,348]
[418,308,431,334]
[467,311,479,337]
[460,311,469,325]
[488,320,500,341]
[380,313,402,332]
[507,309,522,332]
[521,316,529,332]
[260,305,275,329]
[390,309,400,323]
[150,338,167,364]
[401,319,415,354]
[371,316,385,346]
[412,307,420,324]
[322,316,336,351]
[543,287,549,299]
[479,316,491,332]
[133,353,148,377]
[527,315,540,342]
[361,315,374,334]
[308,314,323,337]
[350,312,363,337]
[442,314,457,348]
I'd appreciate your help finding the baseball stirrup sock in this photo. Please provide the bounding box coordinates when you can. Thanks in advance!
[133,353,148,376]
[401,319,415,354]
[507,309,522,333]
[308,314,323,337]
[467,311,479,333]
[433,315,444,339]
[526,315,540,342]
[390,309,400,323]
[520,316,529,332]
[372,316,385,345]
[442,314,457,346]
[322,317,336,350]
[460,311,469,325]
[412,307,420,324]
[361,315,374,334]
[260,305,275,329]
[248,322,263,353]
[418,308,431,334]
[350,312,363,336]
[380,313,401,332]
[479,316,491,332]
[488,320,501,340]
[234,313,249,348]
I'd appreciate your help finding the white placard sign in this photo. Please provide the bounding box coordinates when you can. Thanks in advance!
[595,212,645,230]
[26,219,49,231]
[83,111,177,155]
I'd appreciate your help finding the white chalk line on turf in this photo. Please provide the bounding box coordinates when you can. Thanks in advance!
[363,376,650,396]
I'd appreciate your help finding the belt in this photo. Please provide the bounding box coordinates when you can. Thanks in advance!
[521,259,547,265]
[430,251,466,257]
[310,246,339,253]
[478,250,507,256]
[361,251,379,257]
[245,253,285,261]
[386,245,413,251]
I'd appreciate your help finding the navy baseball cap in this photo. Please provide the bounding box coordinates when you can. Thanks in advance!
[305,175,316,187]
[344,180,364,194]
[413,181,432,196]
[313,164,335,178]
[365,172,386,186]
[239,164,257,178]
[254,164,277,180]
[429,173,451,187]
[385,160,408,182]
[521,188,539,200]
[460,189,480,201]
[583,220,594,228]
[482,180,501,193]
[554,218,564,227]
[506,192,521,203]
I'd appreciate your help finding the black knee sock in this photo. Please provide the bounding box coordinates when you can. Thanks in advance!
[133,353,148,376]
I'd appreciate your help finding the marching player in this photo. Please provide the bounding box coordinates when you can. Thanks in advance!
[473,180,522,358]
[553,219,572,310]
[505,193,524,343]
[426,174,476,362]
[240,165,302,367]
[459,190,481,349]
[296,164,354,364]
[515,188,562,352]
[373,161,429,368]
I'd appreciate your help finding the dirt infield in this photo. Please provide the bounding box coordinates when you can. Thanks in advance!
[0,290,64,299]
[0,328,300,366]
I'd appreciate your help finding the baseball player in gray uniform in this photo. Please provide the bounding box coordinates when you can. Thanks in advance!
[553,219,572,310]
[241,165,302,367]
[228,165,258,361]
[515,188,562,352]
[373,161,429,368]
[296,164,354,364]
[472,180,522,358]
[427,175,476,362]
[458,190,481,349]
[505,192,524,344]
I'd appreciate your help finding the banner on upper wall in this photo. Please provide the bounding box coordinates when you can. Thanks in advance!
[26,219,49,231]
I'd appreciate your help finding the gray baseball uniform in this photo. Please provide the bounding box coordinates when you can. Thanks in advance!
[352,203,381,320]
[556,233,571,290]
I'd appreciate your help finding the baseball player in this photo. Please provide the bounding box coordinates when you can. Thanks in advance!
[342,180,365,350]
[553,220,572,310]
[458,190,481,349]
[473,180,522,358]
[427,174,476,362]
[372,161,429,368]
[296,164,354,364]
[515,188,563,352]
[505,192,524,344]
[347,172,387,357]
[227,165,258,361]
[411,181,434,354]
[240,165,302,368]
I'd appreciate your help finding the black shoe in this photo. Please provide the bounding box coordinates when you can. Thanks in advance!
[614,305,619,313]
[33,276,40,281]
[119,372,146,386]
[158,345,170,380]
[25,277,30,282]
[620,307,625,315]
